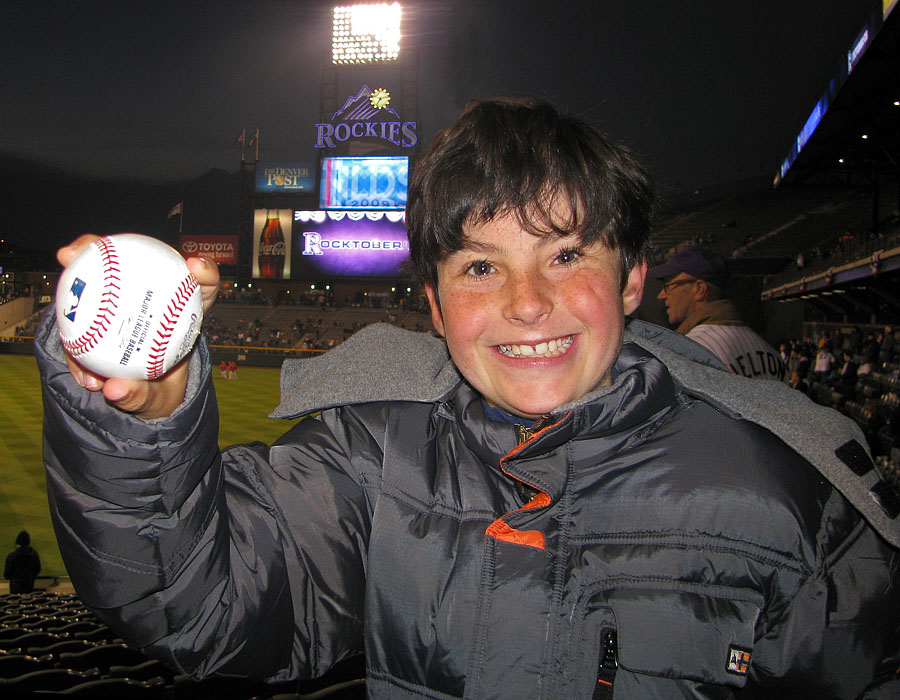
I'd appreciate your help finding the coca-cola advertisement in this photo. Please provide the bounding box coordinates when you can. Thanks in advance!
[252,209,292,278]
[179,235,238,265]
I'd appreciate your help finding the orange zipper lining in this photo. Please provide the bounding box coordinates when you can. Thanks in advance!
[485,413,569,550]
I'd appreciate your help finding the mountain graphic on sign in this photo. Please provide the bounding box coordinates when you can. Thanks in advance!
[331,85,401,122]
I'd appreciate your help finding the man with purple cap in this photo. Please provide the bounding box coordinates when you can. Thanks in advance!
[649,246,786,381]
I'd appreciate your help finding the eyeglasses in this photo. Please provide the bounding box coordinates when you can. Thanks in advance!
[660,278,699,294]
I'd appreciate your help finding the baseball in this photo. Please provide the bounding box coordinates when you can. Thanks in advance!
[56,234,203,380]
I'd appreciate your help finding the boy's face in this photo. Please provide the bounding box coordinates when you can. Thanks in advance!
[425,211,646,419]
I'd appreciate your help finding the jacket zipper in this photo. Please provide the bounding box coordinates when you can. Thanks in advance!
[515,414,553,445]
[512,415,552,504]
[592,627,618,700]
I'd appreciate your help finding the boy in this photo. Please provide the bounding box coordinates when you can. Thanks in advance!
[38,98,899,698]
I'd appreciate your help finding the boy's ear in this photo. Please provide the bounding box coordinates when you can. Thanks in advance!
[424,284,446,336]
[622,261,647,316]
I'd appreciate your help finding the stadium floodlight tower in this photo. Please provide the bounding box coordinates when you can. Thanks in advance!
[322,2,412,151]
[332,3,401,65]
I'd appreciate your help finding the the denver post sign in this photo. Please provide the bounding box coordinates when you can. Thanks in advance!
[314,85,417,149]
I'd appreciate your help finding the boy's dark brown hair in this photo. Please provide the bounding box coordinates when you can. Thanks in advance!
[406,97,656,289]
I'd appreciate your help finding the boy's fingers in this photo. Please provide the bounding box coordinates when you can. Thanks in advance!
[186,256,220,313]
[102,378,142,408]
[64,354,105,391]
[102,377,165,418]
[57,234,100,268]
[101,357,191,420]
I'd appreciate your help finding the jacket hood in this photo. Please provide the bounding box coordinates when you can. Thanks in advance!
[270,319,721,420]
[272,319,899,549]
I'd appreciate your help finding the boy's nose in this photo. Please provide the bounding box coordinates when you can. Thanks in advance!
[505,271,552,324]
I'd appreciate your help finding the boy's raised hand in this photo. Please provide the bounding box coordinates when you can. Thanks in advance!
[56,234,220,419]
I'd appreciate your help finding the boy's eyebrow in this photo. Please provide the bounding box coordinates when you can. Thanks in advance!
[457,239,502,254]
[455,235,585,257]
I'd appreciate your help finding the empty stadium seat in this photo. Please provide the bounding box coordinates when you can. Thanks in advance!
[0,652,54,676]
[0,630,67,652]
[0,667,99,691]
[73,626,123,644]
[107,657,177,683]
[31,637,96,657]
[59,676,168,697]
[59,643,149,672]
[52,619,105,635]
[0,626,31,640]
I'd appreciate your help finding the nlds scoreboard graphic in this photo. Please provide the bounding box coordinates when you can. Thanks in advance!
[319,156,408,210]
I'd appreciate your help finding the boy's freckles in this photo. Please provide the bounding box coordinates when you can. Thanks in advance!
[426,213,646,419]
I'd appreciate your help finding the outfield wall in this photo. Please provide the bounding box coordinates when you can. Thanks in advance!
[0,337,34,355]
[0,297,35,335]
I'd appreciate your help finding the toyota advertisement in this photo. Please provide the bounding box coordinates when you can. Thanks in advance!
[179,235,238,265]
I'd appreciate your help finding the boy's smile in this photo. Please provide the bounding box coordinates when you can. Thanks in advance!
[425,211,646,419]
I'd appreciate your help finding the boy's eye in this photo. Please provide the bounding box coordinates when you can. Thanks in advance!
[554,248,582,266]
[465,260,494,278]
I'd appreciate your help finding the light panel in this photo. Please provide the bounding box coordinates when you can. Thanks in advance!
[332,4,401,65]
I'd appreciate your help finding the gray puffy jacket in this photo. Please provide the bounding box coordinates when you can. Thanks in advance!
[37,313,900,698]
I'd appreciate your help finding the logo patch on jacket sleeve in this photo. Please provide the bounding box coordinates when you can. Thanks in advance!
[726,645,752,676]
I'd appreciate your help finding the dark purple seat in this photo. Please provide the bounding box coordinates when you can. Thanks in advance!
[59,643,149,672]
[0,667,98,691]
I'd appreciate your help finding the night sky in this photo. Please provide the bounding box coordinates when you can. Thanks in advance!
[3,0,878,193]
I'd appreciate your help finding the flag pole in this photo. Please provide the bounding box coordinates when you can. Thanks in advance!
[235,128,246,162]
[250,127,260,162]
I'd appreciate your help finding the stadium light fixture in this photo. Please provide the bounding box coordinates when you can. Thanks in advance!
[332,3,401,65]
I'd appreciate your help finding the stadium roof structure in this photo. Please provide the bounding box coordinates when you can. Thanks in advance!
[775,3,899,189]
[760,3,900,319]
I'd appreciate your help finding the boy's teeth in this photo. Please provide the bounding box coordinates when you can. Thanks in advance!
[498,336,573,358]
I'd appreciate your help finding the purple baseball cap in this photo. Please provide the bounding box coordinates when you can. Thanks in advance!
[647,246,728,288]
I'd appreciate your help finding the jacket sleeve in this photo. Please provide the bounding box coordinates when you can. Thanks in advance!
[743,489,900,699]
[36,310,374,682]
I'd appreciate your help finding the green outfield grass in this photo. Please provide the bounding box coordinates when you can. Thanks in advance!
[0,353,299,578]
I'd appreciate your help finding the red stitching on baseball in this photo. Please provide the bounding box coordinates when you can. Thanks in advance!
[61,237,122,358]
[145,273,199,379]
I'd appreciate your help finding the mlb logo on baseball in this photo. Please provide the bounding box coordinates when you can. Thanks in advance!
[63,277,88,321]
[55,234,203,380]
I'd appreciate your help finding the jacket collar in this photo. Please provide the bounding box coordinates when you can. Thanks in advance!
[675,298,745,335]
[445,345,677,477]
[271,319,706,421]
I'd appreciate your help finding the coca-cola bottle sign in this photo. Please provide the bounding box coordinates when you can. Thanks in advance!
[258,210,286,278]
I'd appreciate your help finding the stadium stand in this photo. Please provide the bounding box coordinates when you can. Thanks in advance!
[0,6,896,695]
[0,591,366,698]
